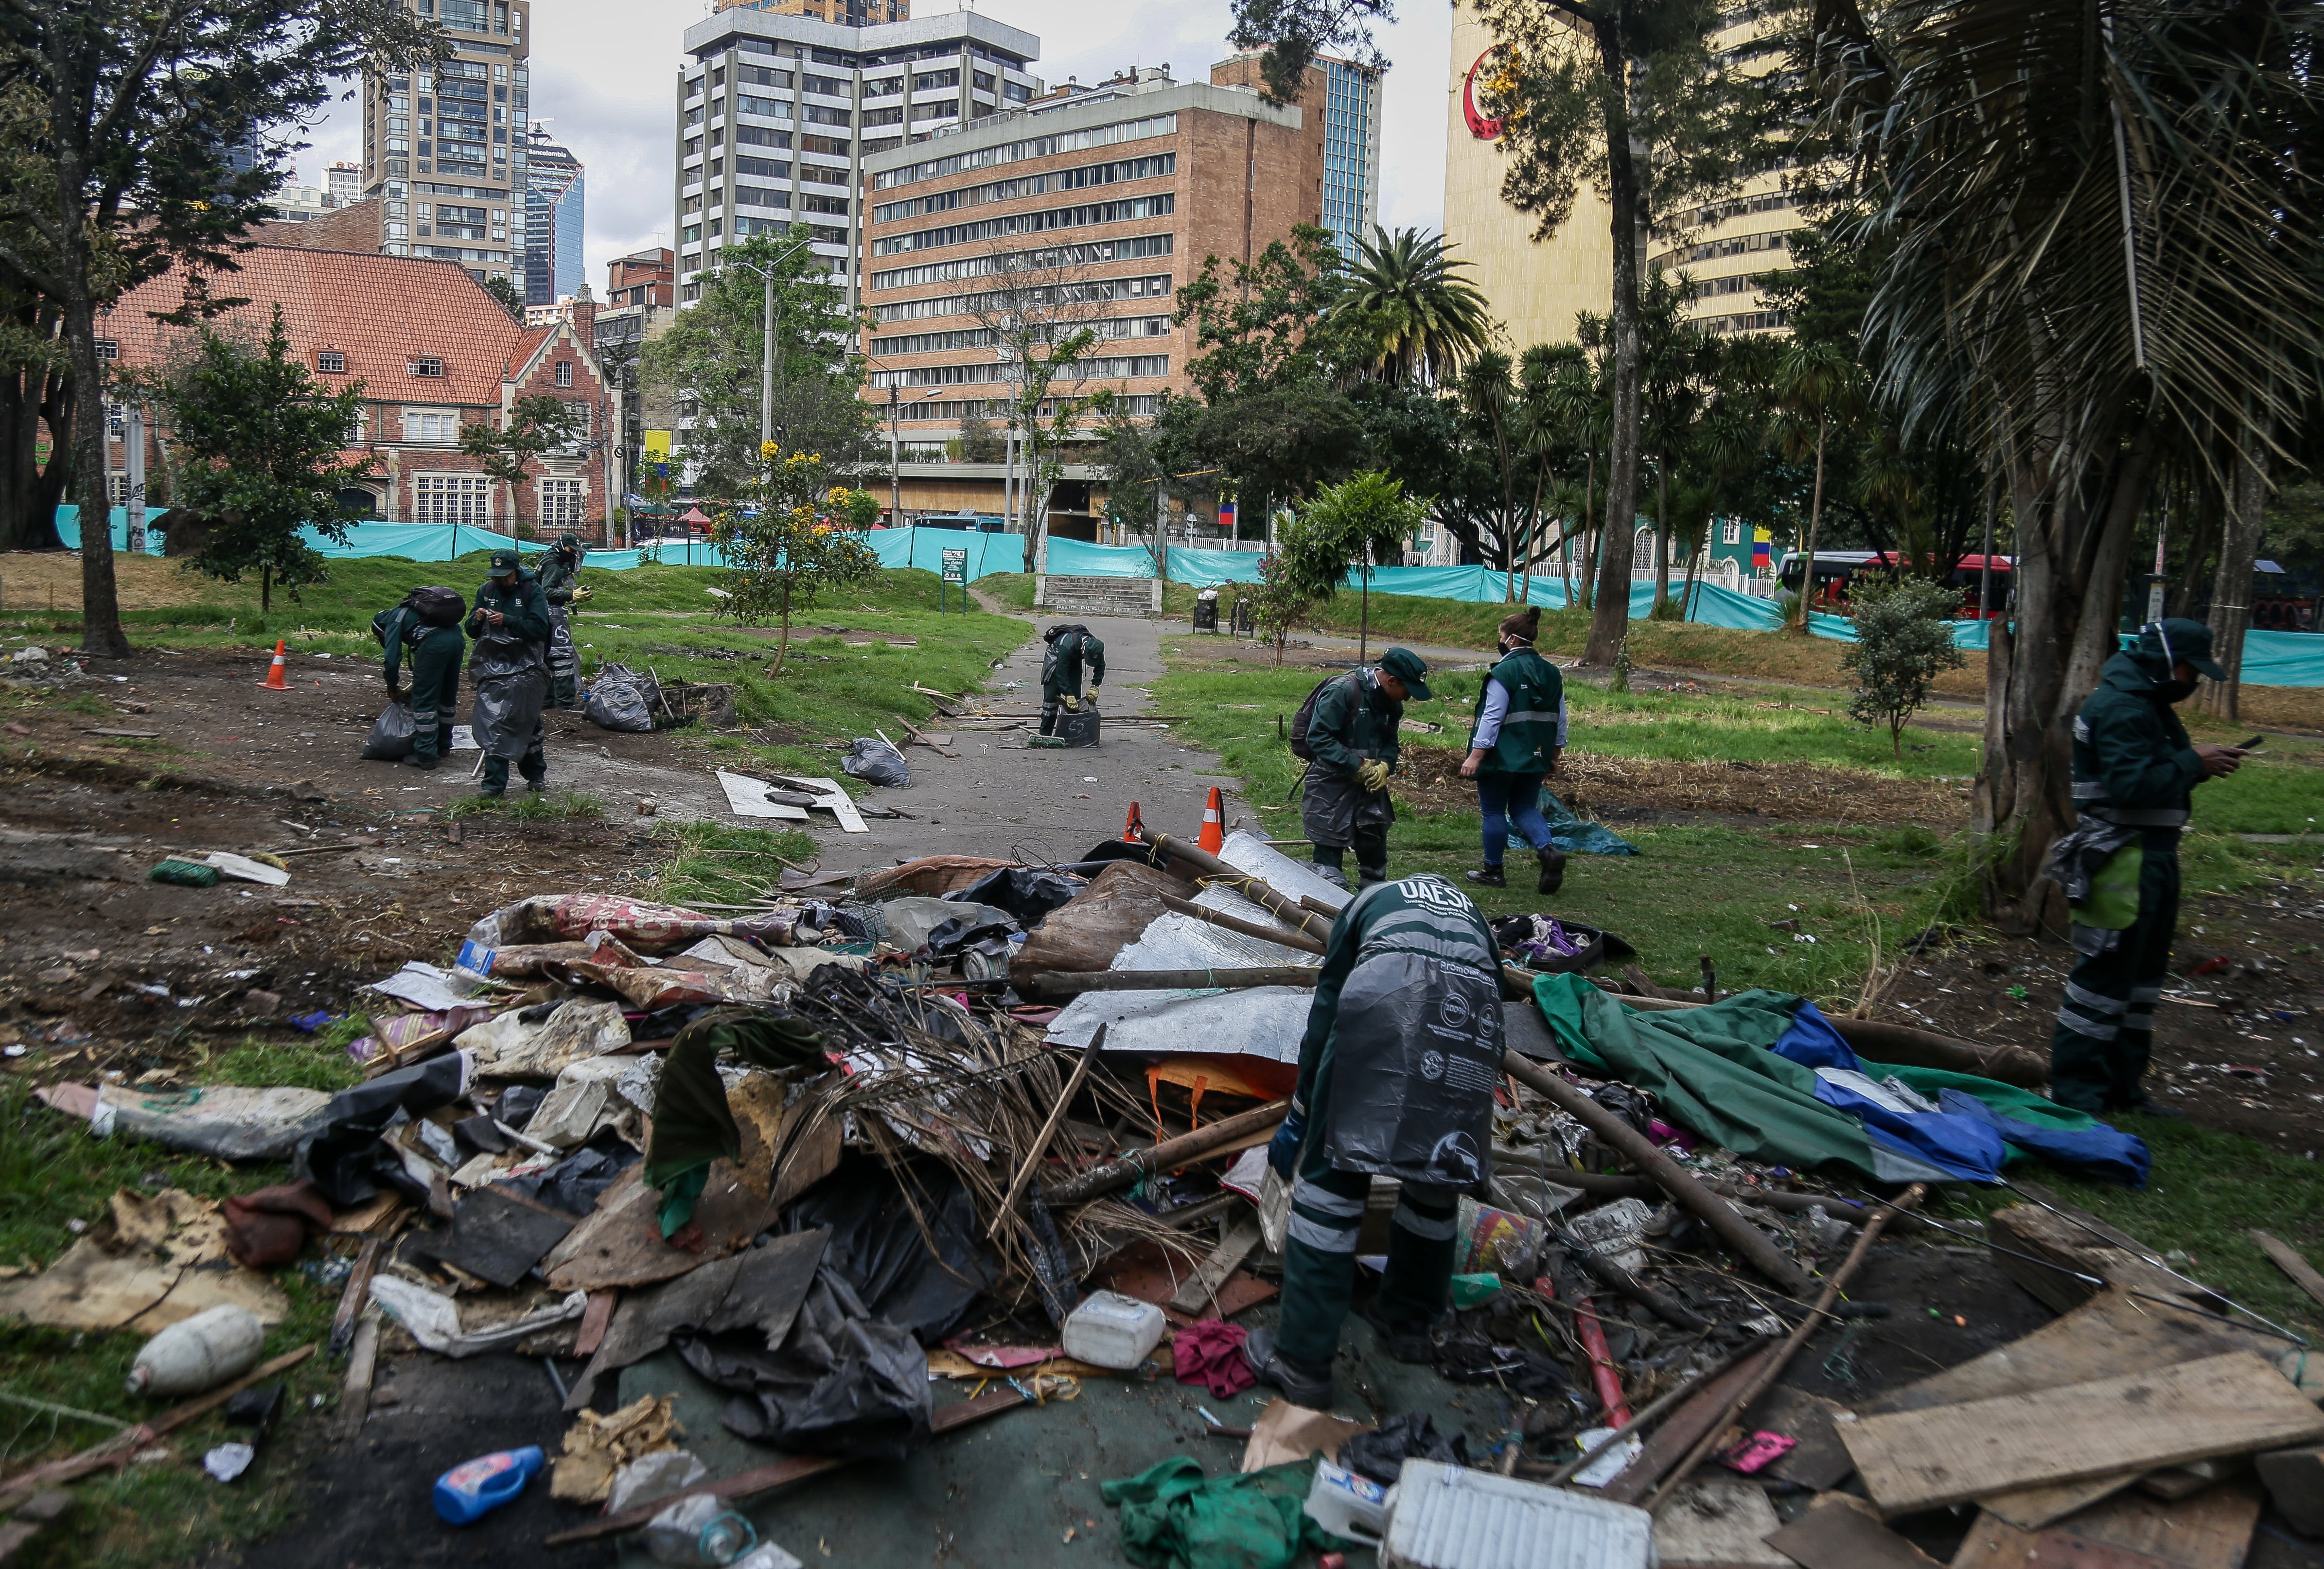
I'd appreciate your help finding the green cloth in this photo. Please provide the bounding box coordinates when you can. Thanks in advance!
[1530,974,2106,1180]
[644,1005,829,1234]
[1102,1458,1349,1569]
[2073,838,2146,930]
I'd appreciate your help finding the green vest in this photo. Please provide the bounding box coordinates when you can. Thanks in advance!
[1471,647,1563,775]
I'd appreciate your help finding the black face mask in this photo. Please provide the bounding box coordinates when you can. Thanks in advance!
[2156,677,2199,703]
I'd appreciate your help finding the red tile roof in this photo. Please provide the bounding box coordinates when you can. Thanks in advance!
[100,245,528,407]
[505,325,556,380]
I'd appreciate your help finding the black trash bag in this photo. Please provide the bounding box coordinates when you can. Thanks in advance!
[584,679,654,733]
[1058,839,1171,876]
[919,914,1017,959]
[781,1156,995,1343]
[1338,1412,1471,1486]
[1435,1335,1572,1401]
[1589,1082,1656,1136]
[1487,915,1637,976]
[296,1053,471,1206]
[361,702,418,761]
[947,867,1085,928]
[1319,952,1504,1187]
[841,737,912,788]
[493,1138,640,1216]
[494,1085,546,1129]
[674,1270,931,1460]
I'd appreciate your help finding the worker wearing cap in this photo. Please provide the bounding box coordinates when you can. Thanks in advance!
[1038,622,1106,737]
[466,549,552,797]
[1459,606,1568,895]
[536,532,586,709]
[1302,647,1429,888]
[2043,618,2245,1115]
[1244,872,1504,1406]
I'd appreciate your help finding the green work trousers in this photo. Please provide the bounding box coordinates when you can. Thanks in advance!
[2049,833,2180,1114]
[1276,1118,1460,1369]
[480,719,546,795]
[405,629,465,764]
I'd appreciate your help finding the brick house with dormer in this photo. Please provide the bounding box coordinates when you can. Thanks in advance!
[98,244,616,542]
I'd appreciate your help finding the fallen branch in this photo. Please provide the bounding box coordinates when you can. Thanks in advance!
[1159,893,1327,956]
[1041,1099,1290,1207]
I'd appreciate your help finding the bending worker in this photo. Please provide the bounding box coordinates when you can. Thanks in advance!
[2043,618,2244,1115]
[535,531,586,709]
[1459,606,1568,894]
[1301,647,1430,888]
[1039,622,1105,738]
[1244,873,1506,1405]
[466,549,553,798]
[372,586,466,771]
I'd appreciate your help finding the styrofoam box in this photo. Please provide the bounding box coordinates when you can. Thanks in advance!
[1380,1459,1655,1569]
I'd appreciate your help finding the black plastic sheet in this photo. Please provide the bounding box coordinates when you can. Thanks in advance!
[1320,952,1503,1187]
[782,1156,995,1344]
[296,1053,471,1206]
[946,867,1084,927]
[675,1271,931,1460]
[1337,1412,1471,1486]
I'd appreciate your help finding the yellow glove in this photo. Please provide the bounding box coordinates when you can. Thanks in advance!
[1061,694,1080,712]
[570,585,593,603]
[1087,685,1101,705]
[1357,759,1390,793]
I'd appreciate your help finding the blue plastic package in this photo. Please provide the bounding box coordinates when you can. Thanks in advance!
[434,1445,544,1524]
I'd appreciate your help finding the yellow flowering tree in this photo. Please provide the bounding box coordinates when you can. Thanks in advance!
[711,441,880,675]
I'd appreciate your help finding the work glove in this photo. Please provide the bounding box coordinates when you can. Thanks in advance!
[1061,694,1080,712]
[1267,1102,1307,1178]
[1357,759,1391,793]
[1087,685,1101,705]
[571,585,593,603]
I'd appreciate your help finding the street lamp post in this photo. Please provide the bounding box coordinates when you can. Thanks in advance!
[726,237,815,455]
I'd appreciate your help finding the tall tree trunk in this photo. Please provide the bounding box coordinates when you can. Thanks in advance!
[1584,47,1645,666]
[1653,462,1673,611]
[0,344,70,551]
[2200,439,2266,720]
[63,287,128,657]
[1579,452,1597,609]
[1790,415,1829,634]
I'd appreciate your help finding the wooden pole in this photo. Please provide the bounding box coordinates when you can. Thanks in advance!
[1041,1098,1290,1207]
[1022,966,1321,995]
[1158,892,1327,955]
[1138,828,1335,943]
[987,1026,1106,1240]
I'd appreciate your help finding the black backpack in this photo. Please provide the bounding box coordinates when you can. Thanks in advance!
[1288,671,1357,762]
[401,586,466,628]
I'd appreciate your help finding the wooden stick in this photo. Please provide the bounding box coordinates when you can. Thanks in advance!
[545,1385,1029,1546]
[339,1315,380,1440]
[2253,1231,2324,1312]
[891,714,960,758]
[1485,1157,1924,1233]
[1643,1183,1926,1512]
[1501,1051,1817,1297]
[1041,1099,1290,1206]
[1531,1347,1752,1485]
[1022,966,1321,995]
[1158,893,1327,955]
[987,1026,1106,1241]
[329,1234,386,1358]
[1602,989,2047,1087]
[1139,829,1333,943]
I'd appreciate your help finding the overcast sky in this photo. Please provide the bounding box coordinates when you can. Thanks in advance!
[293,0,1452,290]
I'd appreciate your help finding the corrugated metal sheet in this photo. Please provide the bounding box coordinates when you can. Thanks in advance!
[1380,1461,1654,1569]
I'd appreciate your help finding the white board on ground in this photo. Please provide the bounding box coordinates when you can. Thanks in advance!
[775,776,867,833]
[715,770,809,821]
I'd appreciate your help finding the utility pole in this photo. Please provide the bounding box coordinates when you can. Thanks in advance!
[760,268,776,452]
[889,384,901,522]
[123,403,146,555]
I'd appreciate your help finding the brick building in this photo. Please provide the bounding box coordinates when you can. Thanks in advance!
[100,245,616,541]
[857,62,1325,533]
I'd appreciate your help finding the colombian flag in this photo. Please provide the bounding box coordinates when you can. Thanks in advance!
[1219,498,1237,531]
[1752,526,1772,571]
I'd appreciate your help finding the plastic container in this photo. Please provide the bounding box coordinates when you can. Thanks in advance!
[433,1445,545,1525]
[1380,1459,1652,1569]
[126,1305,264,1397]
[643,1493,759,1564]
[1060,1290,1166,1370]
[1303,1460,1389,1543]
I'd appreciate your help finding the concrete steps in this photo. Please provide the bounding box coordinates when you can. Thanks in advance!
[1035,575,1160,617]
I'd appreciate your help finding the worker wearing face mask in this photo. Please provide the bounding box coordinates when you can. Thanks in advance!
[1458,606,1568,894]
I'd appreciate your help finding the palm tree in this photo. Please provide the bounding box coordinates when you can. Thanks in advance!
[1338,227,1497,387]
[1772,338,1863,634]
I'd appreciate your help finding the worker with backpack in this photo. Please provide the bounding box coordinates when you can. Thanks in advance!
[1039,622,1106,739]
[1291,647,1430,887]
[372,585,467,771]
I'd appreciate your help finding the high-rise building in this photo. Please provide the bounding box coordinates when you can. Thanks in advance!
[355,0,530,291]
[673,9,1043,312]
[327,161,362,207]
[1209,51,1382,261]
[714,0,906,25]
[525,128,585,305]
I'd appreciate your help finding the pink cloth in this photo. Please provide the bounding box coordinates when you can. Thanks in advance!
[1173,1319,1255,1398]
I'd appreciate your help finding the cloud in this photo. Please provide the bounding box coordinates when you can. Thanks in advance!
[293,0,1452,290]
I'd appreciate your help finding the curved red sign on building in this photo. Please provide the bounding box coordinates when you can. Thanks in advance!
[1462,50,1504,141]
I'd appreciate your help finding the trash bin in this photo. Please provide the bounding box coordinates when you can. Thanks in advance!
[1231,596,1254,637]
[1193,589,1219,633]
[1055,704,1101,747]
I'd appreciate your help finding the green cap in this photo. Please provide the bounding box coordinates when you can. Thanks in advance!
[2143,617,2225,680]
[1379,646,1431,700]
[556,532,581,550]
[488,548,521,573]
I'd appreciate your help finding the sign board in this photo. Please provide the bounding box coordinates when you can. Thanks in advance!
[941,547,968,584]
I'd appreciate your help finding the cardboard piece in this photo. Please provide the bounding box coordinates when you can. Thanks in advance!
[1651,1477,1793,1569]
[1761,1494,1944,1569]
[1239,1399,1374,1474]
[0,1189,287,1332]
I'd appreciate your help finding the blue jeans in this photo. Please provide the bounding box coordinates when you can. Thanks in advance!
[1478,772,1555,866]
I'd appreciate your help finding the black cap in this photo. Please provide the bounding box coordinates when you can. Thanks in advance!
[2144,617,2225,680]
[1379,647,1432,700]
[489,548,521,573]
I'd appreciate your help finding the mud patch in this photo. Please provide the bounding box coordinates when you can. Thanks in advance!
[1391,743,1973,828]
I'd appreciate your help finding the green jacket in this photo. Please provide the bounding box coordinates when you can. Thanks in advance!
[1293,873,1499,1114]
[1040,625,1106,696]
[467,574,552,677]
[1469,647,1564,775]
[536,548,581,606]
[372,605,418,683]
[2072,649,2202,828]
[1306,669,1402,779]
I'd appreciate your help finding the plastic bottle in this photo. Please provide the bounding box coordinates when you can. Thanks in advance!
[433,1445,545,1524]
[643,1494,759,1564]
[1060,1290,1168,1370]
[125,1305,264,1397]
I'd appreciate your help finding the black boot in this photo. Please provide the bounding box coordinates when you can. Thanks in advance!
[403,752,439,772]
[1465,865,1506,888]
[1537,846,1568,896]
[1242,1328,1334,1408]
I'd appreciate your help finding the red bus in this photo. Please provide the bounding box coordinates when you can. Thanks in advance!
[1778,550,2014,618]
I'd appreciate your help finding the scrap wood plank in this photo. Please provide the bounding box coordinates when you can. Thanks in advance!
[1950,1481,2263,1569]
[890,715,959,757]
[1167,1216,1263,1315]
[1843,1352,2324,1516]
[1094,1236,1275,1326]
[1986,1205,2214,1316]
[764,773,867,833]
[2250,1230,2324,1313]
[1980,1470,2147,1532]
[1598,1344,1782,1505]
[543,1384,1029,1546]
[1760,1492,1945,1569]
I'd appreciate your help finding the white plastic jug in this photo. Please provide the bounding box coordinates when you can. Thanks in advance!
[126,1305,264,1397]
[1059,1290,1166,1370]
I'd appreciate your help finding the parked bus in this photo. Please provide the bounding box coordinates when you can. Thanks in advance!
[1778,550,2014,617]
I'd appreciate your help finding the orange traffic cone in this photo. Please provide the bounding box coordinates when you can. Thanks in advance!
[1121,802,1145,843]
[259,639,289,690]
[1197,787,1225,853]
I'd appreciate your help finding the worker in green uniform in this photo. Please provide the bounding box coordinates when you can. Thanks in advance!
[535,532,585,709]
[371,587,466,770]
[1300,647,1429,888]
[1038,622,1106,736]
[1459,607,1569,893]
[466,548,552,797]
[2043,618,2245,1115]
[1243,873,1505,1406]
